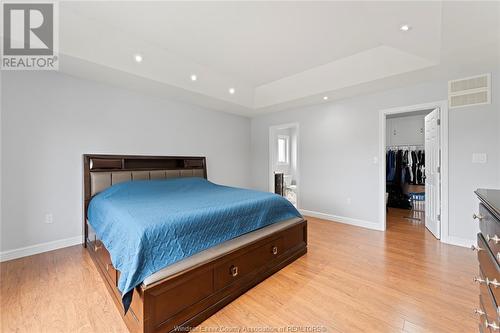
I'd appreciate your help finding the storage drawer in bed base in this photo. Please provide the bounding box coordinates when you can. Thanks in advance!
[86,219,307,333]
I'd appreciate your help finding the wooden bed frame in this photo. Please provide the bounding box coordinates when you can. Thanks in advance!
[83,154,307,333]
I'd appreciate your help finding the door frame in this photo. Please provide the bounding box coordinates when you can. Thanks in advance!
[378,100,449,243]
[269,122,300,207]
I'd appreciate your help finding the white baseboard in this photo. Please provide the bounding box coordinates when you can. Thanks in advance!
[442,235,474,248]
[0,236,82,262]
[300,209,383,231]
[0,220,472,262]
[301,208,473,248]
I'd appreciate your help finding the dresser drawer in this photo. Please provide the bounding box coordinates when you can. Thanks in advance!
[479,204,500,262]
[214,237,283,290]
[479,322,486,333]
[479,267,500,323]
[479,294,497,333]
[478,234,500,303]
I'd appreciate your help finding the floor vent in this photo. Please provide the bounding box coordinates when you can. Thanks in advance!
[448,73,491,109]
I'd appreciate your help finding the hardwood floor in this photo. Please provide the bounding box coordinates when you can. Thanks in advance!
[1,213,476,333]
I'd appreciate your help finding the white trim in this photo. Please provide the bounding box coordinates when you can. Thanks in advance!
[378,100,449,243]
[295,124,301,209]
[0,236,82,262]
[302,209,472,248]
[300,209,382,231]
[443,236,475,248]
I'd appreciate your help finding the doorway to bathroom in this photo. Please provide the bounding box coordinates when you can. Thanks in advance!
[269,123,299,208]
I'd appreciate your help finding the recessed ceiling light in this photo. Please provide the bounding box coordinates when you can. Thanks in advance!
[400,24,411,32]
[190,74,197,81]
[134,54,143,63]
[323,96,329,101]
[228,88,235,95]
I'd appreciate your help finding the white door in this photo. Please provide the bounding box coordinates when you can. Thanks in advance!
[424,108,441,239]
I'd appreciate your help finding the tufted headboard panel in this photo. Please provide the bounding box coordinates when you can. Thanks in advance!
[82,154,207,245]
[90,168,205,196]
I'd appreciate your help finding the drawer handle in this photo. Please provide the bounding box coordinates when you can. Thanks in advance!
[272,246,279,255]
[489,278,500,288]
[485,320,500,331]
[475,309,486,315]
[473,276,500,288]
[473,213,485,221]
[93,235,102,252]
[487,234,500,244]
[230,265,238,277]
[474,276,487,285]
[471,245,484,252]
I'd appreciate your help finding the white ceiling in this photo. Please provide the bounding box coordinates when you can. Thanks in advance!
[54,1,500,116]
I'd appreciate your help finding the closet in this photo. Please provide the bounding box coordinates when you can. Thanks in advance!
[385,111,430,221]
[386,146,425,209]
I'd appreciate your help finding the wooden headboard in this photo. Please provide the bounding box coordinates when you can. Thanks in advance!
[82,154,207,246]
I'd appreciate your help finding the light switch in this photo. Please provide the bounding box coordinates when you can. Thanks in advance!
[472,153,487,164]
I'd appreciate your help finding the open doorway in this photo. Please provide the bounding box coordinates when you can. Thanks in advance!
[378,101,449,241]
[269,123,299,208]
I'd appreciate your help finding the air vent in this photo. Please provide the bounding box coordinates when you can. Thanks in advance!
[448,73,491,109]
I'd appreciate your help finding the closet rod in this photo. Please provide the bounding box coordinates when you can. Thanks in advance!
[386,144,424,149]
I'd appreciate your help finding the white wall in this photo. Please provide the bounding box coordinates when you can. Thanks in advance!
[251,70,500,245]
[1,71,251,255]
[2,69,498,257]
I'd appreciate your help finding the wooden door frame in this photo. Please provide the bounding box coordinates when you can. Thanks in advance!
[378,100,449,243]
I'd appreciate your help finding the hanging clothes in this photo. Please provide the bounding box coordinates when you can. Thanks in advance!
[408,151,414,184]
[387,150,396,182]
[386,147,426,209]
[416,150,425,185]
[386,147,426,184]
[411,150,418,184]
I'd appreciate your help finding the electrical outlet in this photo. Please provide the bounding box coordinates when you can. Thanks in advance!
[44,213,53,224]
[346,197,352,205]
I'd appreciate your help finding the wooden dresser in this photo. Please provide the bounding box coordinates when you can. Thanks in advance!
[474,189,500,332]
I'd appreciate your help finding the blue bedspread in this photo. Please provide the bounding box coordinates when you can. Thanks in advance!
[87,177,301,312]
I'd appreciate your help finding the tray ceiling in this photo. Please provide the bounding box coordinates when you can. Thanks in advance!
[47,1,500,115]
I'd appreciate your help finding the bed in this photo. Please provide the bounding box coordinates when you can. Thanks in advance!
[83,154,308,333]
